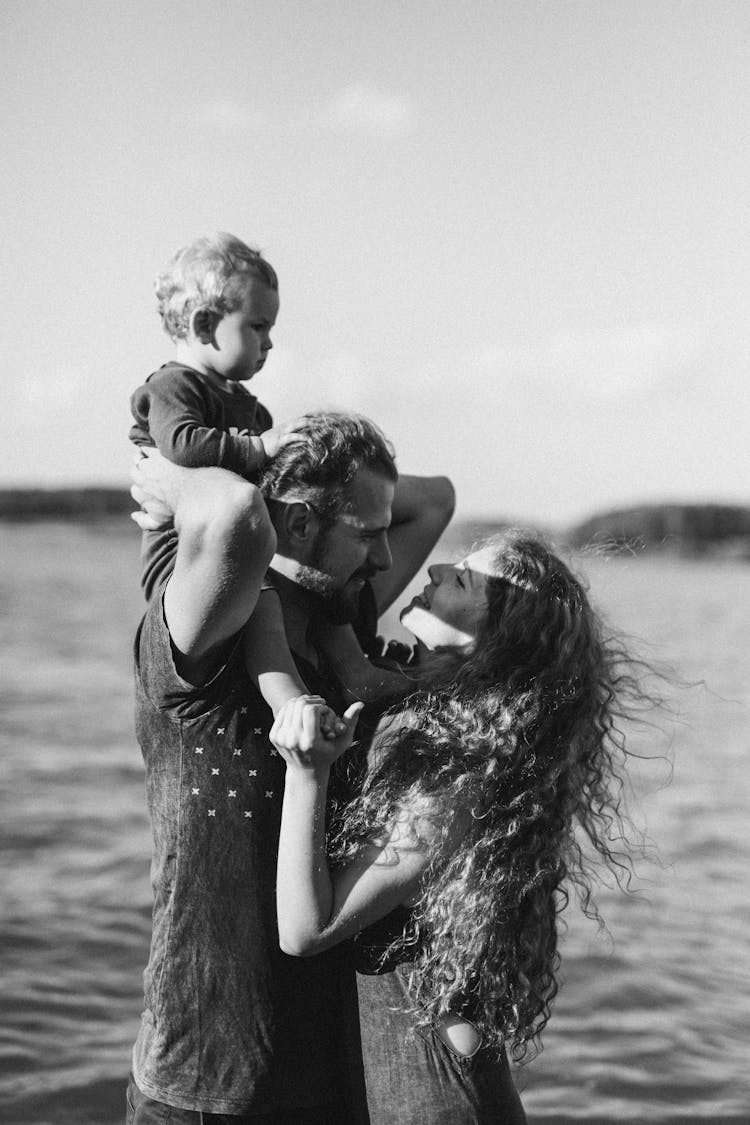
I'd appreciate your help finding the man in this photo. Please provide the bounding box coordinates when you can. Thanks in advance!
[126,411,454,1123]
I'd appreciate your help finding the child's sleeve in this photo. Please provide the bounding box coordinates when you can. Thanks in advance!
[243,586,310,716]
[130,369,267,477]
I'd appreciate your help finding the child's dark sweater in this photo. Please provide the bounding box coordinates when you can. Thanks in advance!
[130,362,273,599]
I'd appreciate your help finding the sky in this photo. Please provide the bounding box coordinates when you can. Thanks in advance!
[3,0,748,527]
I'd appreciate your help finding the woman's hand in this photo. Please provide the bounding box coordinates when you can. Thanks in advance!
[271,695,363,772]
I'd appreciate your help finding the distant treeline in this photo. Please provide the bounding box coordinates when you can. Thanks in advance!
[1,490,749,558]
[0,488,133,521]
[568,503,750,558]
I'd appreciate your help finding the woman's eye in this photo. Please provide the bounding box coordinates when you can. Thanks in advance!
[456,573,465,589]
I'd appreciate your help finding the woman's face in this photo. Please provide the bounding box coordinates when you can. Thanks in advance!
[400,546,496,650]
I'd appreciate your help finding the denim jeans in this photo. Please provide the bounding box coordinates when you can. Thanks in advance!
[125,1073,350,1125]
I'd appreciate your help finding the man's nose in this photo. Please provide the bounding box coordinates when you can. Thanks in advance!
[369,533,392,573]
[263,334,273,352]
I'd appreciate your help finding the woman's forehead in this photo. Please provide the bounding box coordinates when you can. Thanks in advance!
[461,546,498,579]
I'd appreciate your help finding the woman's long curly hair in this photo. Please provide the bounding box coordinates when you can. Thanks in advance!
[330,530,656,1062]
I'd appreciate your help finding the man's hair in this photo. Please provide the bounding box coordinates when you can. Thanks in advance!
[259,412,398,530]
[154,232,278,341]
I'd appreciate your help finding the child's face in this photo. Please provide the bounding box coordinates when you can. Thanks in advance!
[211,280,279,382]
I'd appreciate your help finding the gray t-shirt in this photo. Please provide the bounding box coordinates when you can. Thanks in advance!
[131,592,361,1115]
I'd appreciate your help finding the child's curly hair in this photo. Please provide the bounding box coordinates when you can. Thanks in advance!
[330,530,657,1062]
[154,232,278,341]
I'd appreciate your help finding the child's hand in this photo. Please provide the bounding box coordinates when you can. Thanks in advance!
[259,422,304,461]
[273,694,346,741]
[318,707,347,741]
[270,697,364,772]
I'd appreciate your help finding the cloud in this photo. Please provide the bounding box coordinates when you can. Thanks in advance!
[194,84,417,137]
[318,82,417,135]
[195,99,266,132]
[19,368,83,409]
[468,323,706,399]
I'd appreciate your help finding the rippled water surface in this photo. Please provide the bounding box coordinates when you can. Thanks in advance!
[1,521,748,1123]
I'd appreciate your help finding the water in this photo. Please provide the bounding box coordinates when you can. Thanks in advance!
[1,521,748,1124]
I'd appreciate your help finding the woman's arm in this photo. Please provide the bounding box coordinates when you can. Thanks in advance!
[272,699,429,957]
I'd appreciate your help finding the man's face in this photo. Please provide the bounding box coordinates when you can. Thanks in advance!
[300,469,395,621]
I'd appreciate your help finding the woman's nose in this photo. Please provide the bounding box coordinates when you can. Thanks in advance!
[428,564,445,584]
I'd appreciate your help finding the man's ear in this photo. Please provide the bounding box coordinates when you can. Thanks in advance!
[189,306,220,345]
[282,501,321,547]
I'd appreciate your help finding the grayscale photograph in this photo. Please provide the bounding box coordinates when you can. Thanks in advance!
[1,3,747,1123]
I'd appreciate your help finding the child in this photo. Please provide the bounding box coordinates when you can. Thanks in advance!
[130,232,334,723]
[130,232,294,598]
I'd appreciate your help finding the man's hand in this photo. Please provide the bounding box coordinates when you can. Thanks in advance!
[259,422,304,462]
[130,449,229,531]
[130,448,178,530]
[270,696,363,772]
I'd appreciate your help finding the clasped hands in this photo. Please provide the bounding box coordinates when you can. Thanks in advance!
[270,696,364,772]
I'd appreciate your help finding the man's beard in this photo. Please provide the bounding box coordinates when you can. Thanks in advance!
[295,533,370,624]
[294,562,364,624]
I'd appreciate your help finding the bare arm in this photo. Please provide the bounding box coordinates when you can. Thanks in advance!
[272,700,429,957]
[370,474,455,614]
[242,590,345,737]
[243,588,310,713]
[131,451,275,682]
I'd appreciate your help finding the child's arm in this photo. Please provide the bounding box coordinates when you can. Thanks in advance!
[315,622,413,704]
[243,588,310,714]
[369,474,455,616]
[244,589,343,737]
[130,370,300,478]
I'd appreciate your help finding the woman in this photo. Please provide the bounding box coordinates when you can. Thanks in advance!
[272,531,650,1125]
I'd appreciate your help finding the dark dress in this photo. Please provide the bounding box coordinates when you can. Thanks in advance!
[354,909,528,1125]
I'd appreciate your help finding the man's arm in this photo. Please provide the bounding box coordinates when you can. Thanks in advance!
[131,452,275,683]
[369,474,455,615]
